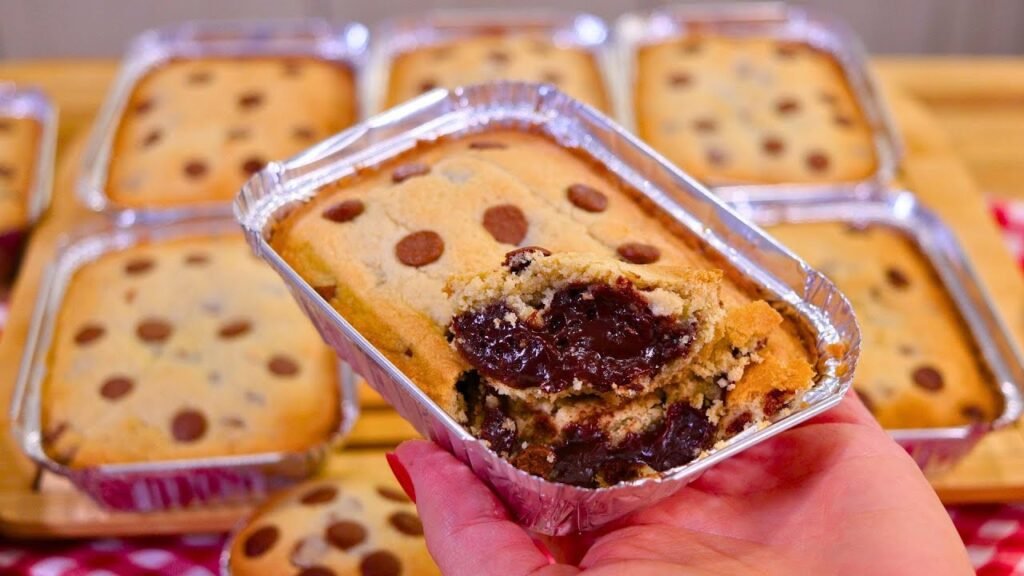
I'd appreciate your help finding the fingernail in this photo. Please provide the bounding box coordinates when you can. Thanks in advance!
[386,451,416,503]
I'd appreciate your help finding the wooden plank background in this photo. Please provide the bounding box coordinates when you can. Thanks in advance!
[1,0,1023,58]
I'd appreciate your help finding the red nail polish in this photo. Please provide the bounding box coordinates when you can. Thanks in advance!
[386,451,416,503]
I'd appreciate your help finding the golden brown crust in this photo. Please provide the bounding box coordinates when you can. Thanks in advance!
[42,235,340,467]
[272,129,815,425]
[229,459,439,576]
[108,57,356,208]
[769,221,1000,428]
[386,34,609,112]
[0,116,41,230]
[636,36,876,185]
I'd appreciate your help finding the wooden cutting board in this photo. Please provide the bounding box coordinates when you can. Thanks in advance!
[0,61,1022,538]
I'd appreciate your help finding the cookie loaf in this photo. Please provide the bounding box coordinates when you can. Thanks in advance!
[108,57,356,208]
[272,129,816,486]
[0,116,40,231]
[229,468,438,576]
[768,222,999,428]
[386,34,609,112]
[636,36,876,185]
[42,234,340,467]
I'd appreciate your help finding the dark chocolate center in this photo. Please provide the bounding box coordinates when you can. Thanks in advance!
[450,279,696,394]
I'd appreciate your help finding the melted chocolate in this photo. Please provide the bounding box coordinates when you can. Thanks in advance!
[450,280,695,394]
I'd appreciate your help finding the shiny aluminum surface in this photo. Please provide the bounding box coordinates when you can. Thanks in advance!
[0,85,58,228]
[744,192,1024,474]
[77,19,369,224]
[615,2,902,203]
[10,217,359,511]
[235,81,859,535]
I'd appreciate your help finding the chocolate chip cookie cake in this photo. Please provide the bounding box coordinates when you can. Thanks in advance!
[42,234,340,467]
[769,222,999,428]
[229,464,438,576]
[386,34,609,112]
[108,57,356,208]
[635,36,876,185]
[0,115,41,232]
[272,129,815,487]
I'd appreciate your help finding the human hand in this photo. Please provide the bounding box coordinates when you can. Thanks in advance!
[387,393,973,575]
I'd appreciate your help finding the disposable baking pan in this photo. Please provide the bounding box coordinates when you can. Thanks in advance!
[9,216,360,511]
[366,9,615,114]
[615,2,902,203]
[235,81,859,535]
[745,192,1024,474]
[77,18,369,223]
[0,86,57,285]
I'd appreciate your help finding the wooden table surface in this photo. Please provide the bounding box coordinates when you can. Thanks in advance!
[1,56,1023,537]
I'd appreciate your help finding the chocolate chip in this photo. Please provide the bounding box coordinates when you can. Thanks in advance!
[293,126,316,141]
[617,242,661,264]
[241,156,265,176]
[325,520,367,551]
[377,486,411,503]
[187,70,212,85]
[419,79,438,93]
[395,230,444,267]
[137,318,173,343]
[762,389,793,417]
[100,376,134,401]
[469,141,507,150]
[668,71,692,87]
[238,91,264,109]
[693,118,716,133]
[218,319,252,339]
[243,525,279,557]
[488,50,510,64]
[124,257,155,275]
[961,405,987,422]
[282,60,303,76]
[314,284,337,301]
[567,183,608,213]
[0,164,12,180]
[541,71,562,84]
[835,115,854,128]
[227,127,250,141]
[912,366,944,392]
[268,355,300,377]
[503,246,552,274]
[391,162,430,183]
[680,41,702,54]
[183,160,209,179]
[74,324,106,345]
[898,344,916,357]
[776,97,800,115]
[298,567,337,576]
[483,204,528,245]
[885,266,910,289]
[762,136,785,156]
[805,150,831,173]
[360,550,402,576]
[404,347,414,357]
[185,252,209,266]
[140,129,162,148]
[124,289,137,304]
[135,98,155,115]
[171,409,207,442]
[776,43,800,58]
[820,92,838,105]
[300,485,338,505]
[388,511,423,536]
[0,120,11,132]
[322,199,365,223]
[707,147,728,166]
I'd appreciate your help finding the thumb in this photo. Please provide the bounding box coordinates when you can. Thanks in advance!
[391,440,578,576]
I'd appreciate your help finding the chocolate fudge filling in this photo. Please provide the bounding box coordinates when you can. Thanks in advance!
[459,376,716,488]
[450,279,697,394]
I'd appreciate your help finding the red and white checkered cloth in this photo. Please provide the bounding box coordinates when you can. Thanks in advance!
[3,200,1024,575]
